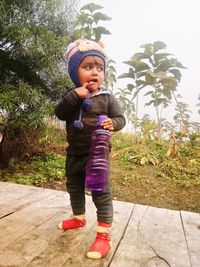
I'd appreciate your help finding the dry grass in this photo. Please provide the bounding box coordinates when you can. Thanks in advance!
[110,159,200,213]
[1,129,200,213]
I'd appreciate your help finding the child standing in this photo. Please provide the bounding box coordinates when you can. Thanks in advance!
[55,39,126,259]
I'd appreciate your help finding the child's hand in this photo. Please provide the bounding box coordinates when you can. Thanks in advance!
[75,82,89,99]
[101,118,114,131]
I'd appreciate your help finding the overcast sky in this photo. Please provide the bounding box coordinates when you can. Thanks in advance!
[80,0,200,123]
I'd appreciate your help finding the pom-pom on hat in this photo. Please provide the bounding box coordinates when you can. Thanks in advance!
[65,39,107,87]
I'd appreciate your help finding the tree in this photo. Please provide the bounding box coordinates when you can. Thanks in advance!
[118,41,186,136]
[0,0,78,97]
[0,0,79,165]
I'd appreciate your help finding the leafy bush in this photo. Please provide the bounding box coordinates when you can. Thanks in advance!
[158,141,200,187]
[0,153,65,185]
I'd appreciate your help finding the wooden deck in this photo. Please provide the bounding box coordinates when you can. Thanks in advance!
[0,182,200,267]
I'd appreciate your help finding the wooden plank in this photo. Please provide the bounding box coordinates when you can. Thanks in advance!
[110,205,191,267]
[0,182,62,200]
[0,181,21,189]
[1,183,199,267]
[27,196,98,267]
[0,181,15,190]
[0,182,53,217]
[0,207,72,266]
[0,182,41,202]
[181,211,200,267]
[0,190,69,251]
[61,200,135,267]
[0,182,42,195]
[0,188,54,218]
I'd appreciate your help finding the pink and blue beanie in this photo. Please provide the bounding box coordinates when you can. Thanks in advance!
[65,39,107,87]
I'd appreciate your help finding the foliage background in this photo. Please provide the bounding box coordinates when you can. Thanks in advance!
[0,1,199,213]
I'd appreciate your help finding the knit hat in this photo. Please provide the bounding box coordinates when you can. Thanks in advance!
[65,39,107,87]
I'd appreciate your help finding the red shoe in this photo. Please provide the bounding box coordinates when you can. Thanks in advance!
[58,217,86,231]
[87,222,112,259]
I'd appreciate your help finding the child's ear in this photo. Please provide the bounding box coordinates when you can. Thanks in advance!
[98,41,105,48]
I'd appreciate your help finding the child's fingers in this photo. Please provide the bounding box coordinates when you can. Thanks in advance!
[75,85,89,99]
[102,118,112,125]
[103,125,114,131]
[82,82,89,88]
[102,118,114,131]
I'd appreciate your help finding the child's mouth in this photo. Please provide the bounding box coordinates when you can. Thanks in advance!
[88,79,98,84]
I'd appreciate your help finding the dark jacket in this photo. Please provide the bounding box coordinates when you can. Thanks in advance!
[55,87,126,155]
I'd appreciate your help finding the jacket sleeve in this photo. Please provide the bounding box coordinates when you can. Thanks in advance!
[54,89,80,121]
[108,93,126,131]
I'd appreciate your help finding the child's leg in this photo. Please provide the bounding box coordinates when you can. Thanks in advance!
[59,155,87,231]
[87,190,113,259]
[91,190,113,224]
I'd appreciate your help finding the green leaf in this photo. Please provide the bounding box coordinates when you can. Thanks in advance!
[135,62,150,72]
[136,80,145,86]
[123,60,137,68]
[109,66,116,73]
[136,71,146,79]
[118,68,135,79]
[153,41,167,52]
[155,60,173,72]
[76,13,91,25]
[145,100,155,106]
[118,70,135,79]
[144,90,154,96]
[154,53,172,64]
[162,87,173,99]
[93,12,111,24]
[94,26,111,35]
[118,73,129,79]
[147,70,167,79]
[156,97,167,106]
[133,85,146,98]
[131,52,149,61]
[159,77,178,87]
[107,59,116,64]
[144,48,153,57]
[174,60,187,69]
[80,3,103,13]
[94,26,111,41]
[127,84,135,91]
[169,69,182,82]
[145,73,156,85]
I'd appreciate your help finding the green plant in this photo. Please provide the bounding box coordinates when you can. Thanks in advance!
[74,3,111,41]
[74,3,116,89]
[0,153,65,185]
[118,41,186,136]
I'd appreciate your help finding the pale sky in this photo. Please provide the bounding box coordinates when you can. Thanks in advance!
[80,0,200,123]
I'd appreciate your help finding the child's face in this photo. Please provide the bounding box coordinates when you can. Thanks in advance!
[78,56,105,92]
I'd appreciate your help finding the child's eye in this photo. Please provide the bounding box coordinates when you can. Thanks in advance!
[97,67,104,72]
[84,66,91,70]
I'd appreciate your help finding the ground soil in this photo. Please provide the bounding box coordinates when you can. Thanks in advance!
[41,149,200,213]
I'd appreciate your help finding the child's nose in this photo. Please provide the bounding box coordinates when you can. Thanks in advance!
[92,67,98,74]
